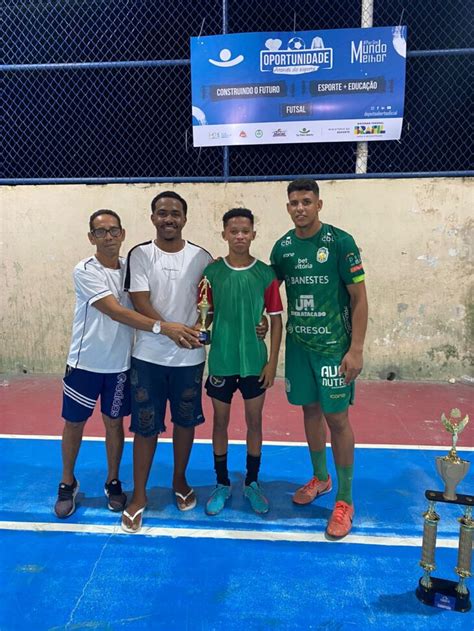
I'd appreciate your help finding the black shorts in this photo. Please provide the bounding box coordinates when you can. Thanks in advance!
[205,374,265,404]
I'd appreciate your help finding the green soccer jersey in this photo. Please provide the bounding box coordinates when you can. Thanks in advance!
[270,223,365,356]
[202,258,283,377]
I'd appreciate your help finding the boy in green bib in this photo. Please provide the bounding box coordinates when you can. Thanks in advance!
[202,208,283,515]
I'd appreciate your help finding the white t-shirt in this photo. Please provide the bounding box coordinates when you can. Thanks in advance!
[67,256,134,373]
[126,240,212,367]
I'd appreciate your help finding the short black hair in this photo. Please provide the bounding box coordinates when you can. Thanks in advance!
[89,209,122,231]
[151,191,188,216]
[222,207,254,227]
[287,179,320,197]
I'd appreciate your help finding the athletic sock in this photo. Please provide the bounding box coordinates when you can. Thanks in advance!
[214,453,230,486]
[245,453,261,486]
[310,448,329,481]
[335,464,354,504]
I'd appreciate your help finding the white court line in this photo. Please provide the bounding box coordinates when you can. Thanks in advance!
[0,520,458,548]
[0,434,473,451]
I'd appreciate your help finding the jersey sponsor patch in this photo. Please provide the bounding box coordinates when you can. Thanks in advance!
[316,247,329,263]
[321,365,346,388]
[295,257,313,270]
[321,233,334,243]
[345,252,361,267]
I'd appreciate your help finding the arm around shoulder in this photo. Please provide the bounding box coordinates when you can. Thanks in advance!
[92,294,158,332]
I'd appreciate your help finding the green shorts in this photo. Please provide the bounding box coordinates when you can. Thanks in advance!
[285,334,354,413]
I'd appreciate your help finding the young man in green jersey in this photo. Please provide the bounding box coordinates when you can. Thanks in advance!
[202,208,283,515]
[270,179,368,539]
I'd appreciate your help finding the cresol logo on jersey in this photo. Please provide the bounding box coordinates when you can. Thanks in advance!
[288,323,331,335]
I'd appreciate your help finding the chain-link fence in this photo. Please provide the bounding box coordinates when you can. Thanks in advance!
[2,0,473,183]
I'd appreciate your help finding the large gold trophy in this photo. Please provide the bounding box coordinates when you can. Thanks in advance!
[416,408,472,613]
[197,276,211,345]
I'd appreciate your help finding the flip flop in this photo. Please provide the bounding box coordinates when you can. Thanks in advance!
[174,488,197,512]
[121,506,146,533]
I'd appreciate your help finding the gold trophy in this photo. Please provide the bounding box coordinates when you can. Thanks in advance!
[436,409,470,501]
[416,408,472,613]
[197,276,211,345]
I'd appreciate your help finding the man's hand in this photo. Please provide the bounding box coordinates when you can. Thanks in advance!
[161,322,201,349]
[339,349,363,384]
[256,315,269,340]
[259,361,277,389]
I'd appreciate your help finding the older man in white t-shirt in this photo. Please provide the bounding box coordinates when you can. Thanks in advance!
[54,210,162,519]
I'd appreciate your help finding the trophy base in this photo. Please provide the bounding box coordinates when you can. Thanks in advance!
[416,577,471,612]
[425,489,474,507]
[198,330,211,345]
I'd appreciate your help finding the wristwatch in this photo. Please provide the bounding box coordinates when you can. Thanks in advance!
[152,321,161,335]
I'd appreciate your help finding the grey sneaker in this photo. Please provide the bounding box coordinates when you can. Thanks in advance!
[104,479,127,512]
[54,479,79,518]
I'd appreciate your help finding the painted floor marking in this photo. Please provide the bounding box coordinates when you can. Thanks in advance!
[0,520,459,548]
[1,434,472,451]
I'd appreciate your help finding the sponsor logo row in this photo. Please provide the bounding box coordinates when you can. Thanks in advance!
[207,123,387,142]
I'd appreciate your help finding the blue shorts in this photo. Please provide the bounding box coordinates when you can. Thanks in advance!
[129,357,205,437]
[205,375,265,404]
[62,365,131,422]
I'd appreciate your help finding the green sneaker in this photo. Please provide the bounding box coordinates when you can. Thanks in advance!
[244,481,269,514]
[206,484,231,516]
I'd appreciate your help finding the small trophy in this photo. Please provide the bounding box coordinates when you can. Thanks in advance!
[197,276,211,345]
[416,409,472,613]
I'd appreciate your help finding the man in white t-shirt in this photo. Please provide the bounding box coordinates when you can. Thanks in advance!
[54,209,162,519]
[121,191,214,532]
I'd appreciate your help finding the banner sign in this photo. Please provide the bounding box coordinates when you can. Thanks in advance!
[191,26,407,147]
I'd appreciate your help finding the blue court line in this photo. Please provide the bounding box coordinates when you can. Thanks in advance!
[0,438,471,539]
[1,439,473,631]
[1,530,470,631]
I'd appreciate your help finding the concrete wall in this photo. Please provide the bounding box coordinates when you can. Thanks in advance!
[1,178,472,379]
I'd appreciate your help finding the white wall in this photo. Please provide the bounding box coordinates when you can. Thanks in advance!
[1,178,472,379]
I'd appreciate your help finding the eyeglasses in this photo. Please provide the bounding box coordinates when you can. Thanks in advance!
[91,227,122,238]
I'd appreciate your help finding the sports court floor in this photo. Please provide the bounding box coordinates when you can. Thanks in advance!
[1,375,473,630]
